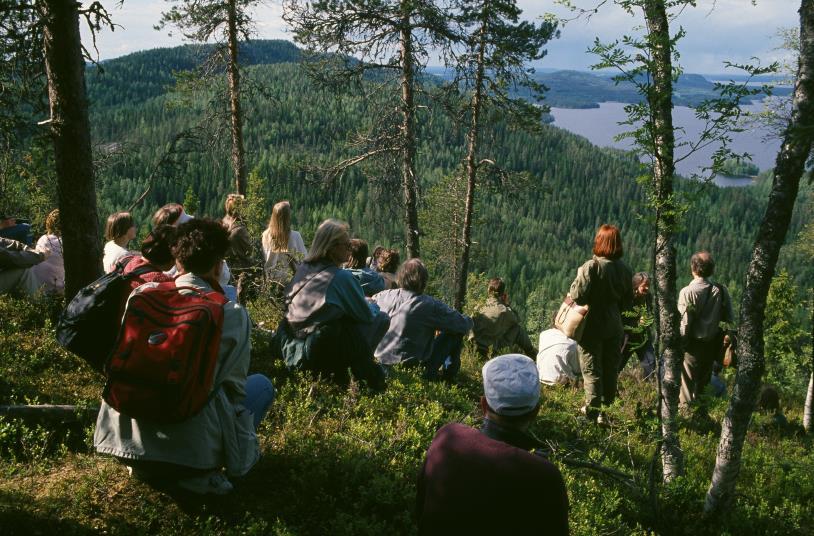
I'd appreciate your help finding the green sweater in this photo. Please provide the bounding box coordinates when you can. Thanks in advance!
[569,255,633,343]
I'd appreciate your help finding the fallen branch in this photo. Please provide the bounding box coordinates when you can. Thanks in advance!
[0,404,99,424]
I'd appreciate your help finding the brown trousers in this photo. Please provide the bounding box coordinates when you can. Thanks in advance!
[680,337,720,406]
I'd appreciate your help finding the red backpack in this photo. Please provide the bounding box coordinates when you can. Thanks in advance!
[103,281,229,423]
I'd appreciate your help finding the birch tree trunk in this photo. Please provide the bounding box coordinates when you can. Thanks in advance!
[454,18,487,311]
[400,12,420,259]
[226,0,247,196]
[805,373,813,433]
[705,0,814,513]
[41,0,102,299]
[643,0,684,482]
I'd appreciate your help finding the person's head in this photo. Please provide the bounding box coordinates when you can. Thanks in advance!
[305,219,350,265]
[758,384,781,413]
[45,209,60,237]
[691,251,715,278]
[481,354,541,430]
[105,211,136,243]
[141,224,178,271]
[632,271,650,297]
[172,218,229,277]
[347,238,369,269]
[397,258,429,294]
[152,203,191,228]
[0,214,15,230]
[488,277,507,302]
[593,224,623,260]
[376,248,400,273]
[224,194,245,220]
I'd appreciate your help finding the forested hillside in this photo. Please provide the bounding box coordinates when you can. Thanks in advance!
[85,40,813,321]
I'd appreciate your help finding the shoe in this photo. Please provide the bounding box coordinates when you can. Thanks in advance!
[177,471,234,495]
[596,412,611,427]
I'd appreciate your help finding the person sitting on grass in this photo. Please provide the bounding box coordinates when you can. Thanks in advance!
[275,219,388,391]
[0,236,46,296]
[102,211,137,273]
[372,258,473,382]
[416,354,569,535]
[94,218,275,495]
[120,224,178,285]
[375,247,400,289]
[471,277,536,358]
[345,238,385,297]
[32,209,64,295]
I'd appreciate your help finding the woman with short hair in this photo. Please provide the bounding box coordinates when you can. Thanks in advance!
[103,211,137,272]
[569,224,633,423]
[275,219,386,390]
[261,201,307,284]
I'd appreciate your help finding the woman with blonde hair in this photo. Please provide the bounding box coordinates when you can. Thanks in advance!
[261,201,307,282]
[274,219,387,391]
[32,209,65,294]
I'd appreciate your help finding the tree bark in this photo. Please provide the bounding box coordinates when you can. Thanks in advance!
[643,0,684,483]
[41,0,102,299]
[400,9,420,259]
[805,372,813,433]
[705,0,814,514]
[453,16,488,311]
[226,0,247,196]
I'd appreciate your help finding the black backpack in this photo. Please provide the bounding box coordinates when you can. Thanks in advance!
[56,256,155,373]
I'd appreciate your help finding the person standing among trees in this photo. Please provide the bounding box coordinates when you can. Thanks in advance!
[677,251,734,409]
[619,272,656,379]
[261,200,307,285]
[222,194,255,301]
[471,277,536,358]
[570,224,633,424]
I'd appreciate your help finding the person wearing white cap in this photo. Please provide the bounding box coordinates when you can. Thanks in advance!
[416,354,569,535]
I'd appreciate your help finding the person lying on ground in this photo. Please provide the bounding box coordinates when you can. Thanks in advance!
[372,258,473,382]
[471,277,536,358]
[416,354,569,535]
[94,218,274,495]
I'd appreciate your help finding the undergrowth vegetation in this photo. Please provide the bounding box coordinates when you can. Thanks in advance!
[1,294,812,535]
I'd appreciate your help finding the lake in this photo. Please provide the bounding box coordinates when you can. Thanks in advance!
[549,101,781,187]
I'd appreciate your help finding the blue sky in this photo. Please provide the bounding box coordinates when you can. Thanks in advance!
[83,0,801,74]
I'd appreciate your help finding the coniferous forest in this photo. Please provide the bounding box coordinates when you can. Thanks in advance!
[2,1,814,534]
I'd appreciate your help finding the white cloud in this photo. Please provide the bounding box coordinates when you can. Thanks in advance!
[80,0,802,74]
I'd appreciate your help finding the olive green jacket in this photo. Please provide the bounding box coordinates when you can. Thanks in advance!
[569,256,633,343]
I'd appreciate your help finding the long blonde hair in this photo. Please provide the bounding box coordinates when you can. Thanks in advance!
[262,201,292,253]
[305,219,348,263]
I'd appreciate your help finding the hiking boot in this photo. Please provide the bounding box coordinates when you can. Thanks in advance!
[177,471,234,495]
[596,412,611,427]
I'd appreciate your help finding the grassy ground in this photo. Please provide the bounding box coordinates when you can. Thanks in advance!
[1,294,812,535]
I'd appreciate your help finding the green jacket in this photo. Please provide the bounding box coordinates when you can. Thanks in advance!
[472,298,535,356]
[569,255,633,343]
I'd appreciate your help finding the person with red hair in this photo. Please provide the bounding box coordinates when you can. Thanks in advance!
[568,224,633,424]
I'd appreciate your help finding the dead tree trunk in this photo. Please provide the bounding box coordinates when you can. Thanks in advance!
[705,0,814,513]
[643,0,684,482]
[400,12,420,259]
[226,0,247,196]
[454,21,487,311]
[41,0,102,298]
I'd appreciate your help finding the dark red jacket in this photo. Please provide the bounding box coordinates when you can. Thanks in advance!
[416,422,569,535]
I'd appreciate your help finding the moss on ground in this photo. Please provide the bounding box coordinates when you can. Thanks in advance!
[0,294,812,535]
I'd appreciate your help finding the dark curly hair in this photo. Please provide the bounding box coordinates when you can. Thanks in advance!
[172,218,229,275]
[141,224,177,267]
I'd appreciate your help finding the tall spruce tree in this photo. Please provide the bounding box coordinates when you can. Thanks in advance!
[706,0,814,511]
[283,0,456,258]
[449,0,557,310]
[157,0,261,196]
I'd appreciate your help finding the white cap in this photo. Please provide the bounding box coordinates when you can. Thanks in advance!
[482,354,541,416]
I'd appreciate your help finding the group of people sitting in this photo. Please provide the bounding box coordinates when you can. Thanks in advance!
[1,199,744,526]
